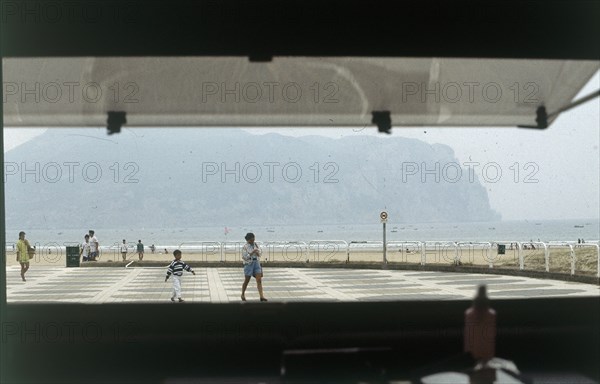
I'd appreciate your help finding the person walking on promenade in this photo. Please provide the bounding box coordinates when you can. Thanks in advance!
[241,232,267,302]
[88,230,99,261]
[16,231,35,282]
[80,234,91,262]
[165,250,195,302]
[137,240,144,261]
[120,239,128,261]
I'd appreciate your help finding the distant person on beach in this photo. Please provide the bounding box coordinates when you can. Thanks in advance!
[88,230,99,261]
[80,234,90,262]
[150,244,155,254]
[164,248,168,254]
[16,231,35,282]
[137,240,144,261]
[165,250,196,302]
[120,239,128,261]
[241,232,267,302]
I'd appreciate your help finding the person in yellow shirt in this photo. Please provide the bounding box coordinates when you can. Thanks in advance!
[16,231,35,282]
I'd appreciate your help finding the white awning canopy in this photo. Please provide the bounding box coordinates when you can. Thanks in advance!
[3,57,598,128]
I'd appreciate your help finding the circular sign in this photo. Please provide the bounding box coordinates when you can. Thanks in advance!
[380,211,388,221]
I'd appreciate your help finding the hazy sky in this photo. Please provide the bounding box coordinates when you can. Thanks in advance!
[242,72,600,221]
[3,73,599,221]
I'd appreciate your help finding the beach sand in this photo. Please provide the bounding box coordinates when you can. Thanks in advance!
[5,246,599,275]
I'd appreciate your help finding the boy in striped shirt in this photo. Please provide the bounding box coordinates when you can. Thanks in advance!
[165,250,195,302]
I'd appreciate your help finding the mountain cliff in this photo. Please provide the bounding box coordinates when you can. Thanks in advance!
[4,128,500,229]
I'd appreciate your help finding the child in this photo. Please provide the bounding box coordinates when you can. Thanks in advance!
[165,250,195,302]
[80,234,90,262]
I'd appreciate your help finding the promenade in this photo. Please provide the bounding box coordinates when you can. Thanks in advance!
[6,265,599,303]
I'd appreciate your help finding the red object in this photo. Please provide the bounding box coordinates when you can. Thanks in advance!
[464,285,496,362]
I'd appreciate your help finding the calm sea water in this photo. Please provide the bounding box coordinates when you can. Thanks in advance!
[6,219,599,250]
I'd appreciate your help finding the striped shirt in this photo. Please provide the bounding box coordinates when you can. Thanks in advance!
[166,260,193,277]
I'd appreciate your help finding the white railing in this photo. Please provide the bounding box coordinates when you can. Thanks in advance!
[5,239,599,278]
[347,241,383,263]
[544,241,600,277]
[546,242,576,275]
[586,243,600,278]
[421,241,457,266]
[261,241,308,263]
[516,241,549,272]
[221,241,246,262]
[456,242,493,268]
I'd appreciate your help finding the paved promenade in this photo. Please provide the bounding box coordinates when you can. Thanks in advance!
[6,265,599,303]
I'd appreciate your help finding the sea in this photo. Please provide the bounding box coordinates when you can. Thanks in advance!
[6,219,599,251]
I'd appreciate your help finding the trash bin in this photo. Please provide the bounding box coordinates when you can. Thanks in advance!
[497,244,506,255]
[66,246,80,267]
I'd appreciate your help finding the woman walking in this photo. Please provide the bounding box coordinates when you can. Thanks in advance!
[241,232,267,302]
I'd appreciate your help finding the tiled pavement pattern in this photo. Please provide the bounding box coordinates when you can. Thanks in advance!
[6,266,599,303]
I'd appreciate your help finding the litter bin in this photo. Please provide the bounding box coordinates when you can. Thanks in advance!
[497,244,506,255]
[66,246,80,267]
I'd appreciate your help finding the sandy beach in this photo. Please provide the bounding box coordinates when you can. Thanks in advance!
[5,245,598,276]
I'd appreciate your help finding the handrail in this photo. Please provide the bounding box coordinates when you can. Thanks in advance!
[578,243,600,278]
[546,242,575,275]
[421,241,457,266]
[347,241,383,263]
[221,241,246,262]
[516,241,548,272]
[456,242,493,268]
[261,241,309,262]
[5,238,598,278]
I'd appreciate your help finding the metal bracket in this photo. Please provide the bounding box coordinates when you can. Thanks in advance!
[107,111,127,135]
[518,106,548,129]
[371,111,392,134]
[518,90,599,129]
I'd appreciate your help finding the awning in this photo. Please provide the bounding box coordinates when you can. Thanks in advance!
[3,57,598,128]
